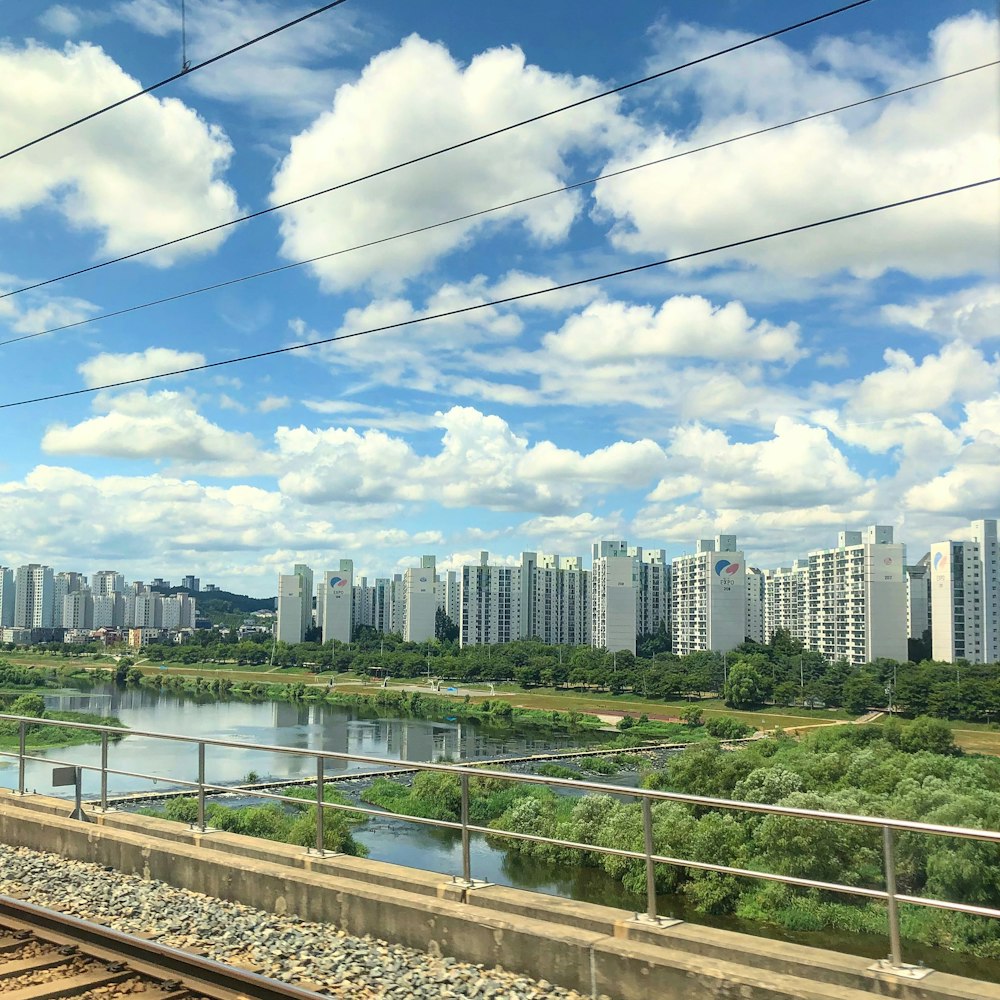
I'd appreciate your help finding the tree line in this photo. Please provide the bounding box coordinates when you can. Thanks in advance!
[8,624,998,724]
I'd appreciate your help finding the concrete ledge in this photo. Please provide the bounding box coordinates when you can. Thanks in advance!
[1,791,998,1000]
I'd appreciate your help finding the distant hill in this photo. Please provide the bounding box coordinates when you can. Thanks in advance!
[169,587,275,615]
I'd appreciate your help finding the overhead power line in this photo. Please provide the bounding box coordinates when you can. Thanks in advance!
[1,176,994,411]
[3,59,993,350]
[0,0,872,301]
[0,0,354,163]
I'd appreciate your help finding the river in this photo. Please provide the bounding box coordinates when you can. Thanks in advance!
[2,684,997,982]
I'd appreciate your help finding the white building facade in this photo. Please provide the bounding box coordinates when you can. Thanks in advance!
[0,567,14,627]
[804,526,907,665]
[592,541,637,654]
[671,536,747,656]
[14,564,54,629]
[403,556,437,642]
[321,561,354,644]
[930,518,998,664]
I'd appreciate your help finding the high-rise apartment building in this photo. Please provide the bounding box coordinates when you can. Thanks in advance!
[931,518,998,664]
[973,519,999,664]
[745,566,765,643]
[293,564,314,638]
[529,553,591,646]
[436,570,460,627]
[905,556,931,642]
[592,540,638,654]
[352,575,376,634]
[805,526,907,665]
[671,536,746,655]
[62,589,94,629]
[54,572,86,627]
[0,567,14,627]
[459,553,523,647]
[630,546,671,641]
[92,571,124,598]
[373,578,394,634]
[321,560,354,644]
[403,556,437,642]
[92,593,124,628]
[276,570,309,644]
[14,564,54,629]
[160,594,196,629]
[182,575,200,592]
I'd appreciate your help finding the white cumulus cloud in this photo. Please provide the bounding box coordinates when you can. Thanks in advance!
[0,41,238,263]
[271,34,630,291]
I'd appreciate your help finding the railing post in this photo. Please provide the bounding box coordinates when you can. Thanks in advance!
[99,732,109,811]
[17,720,26,795]
[315,754,325,855]
[461,772,472,886]
[883,825,903,968]
[642,797,658,922]
[196,741,207,833]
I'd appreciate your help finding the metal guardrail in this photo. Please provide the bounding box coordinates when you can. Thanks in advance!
[1,712,998,981]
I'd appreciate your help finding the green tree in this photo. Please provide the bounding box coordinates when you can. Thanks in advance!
[680,706,704,727]
[435,609,459,642]
[900,716,957,755]
[841,672,885,715]
[10,693,46,719]
[723,662,767,709]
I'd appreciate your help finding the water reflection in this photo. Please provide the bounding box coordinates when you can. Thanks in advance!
[0,684,603,798]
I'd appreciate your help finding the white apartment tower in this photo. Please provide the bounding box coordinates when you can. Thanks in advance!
[276,571,307,644]
[931,518,998,664]
[905,556,931,642]
[671,536,747,655]
[62,589,94,629]
[529,553,591,646]
[14,564,54,629]
[373,578,394,634]
[54,572,86,626]
[293,563,314,638]
[321,560,354,644]
[805,526,907,665]
[745,567,765,643]
[630,546,671,640]
[352,576,376,634]
[973,519,999,664]
[436,570,460,627]
[92,571,124,597]
[93,593,124,628]
[0,567,14,627]
[592,540,638,654]
[763,560,810,644]
[459,553,523,647]
[403,556,437,642]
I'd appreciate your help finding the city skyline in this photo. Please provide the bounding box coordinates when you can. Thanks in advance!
[1,512,995,597]
[0,2,996,595]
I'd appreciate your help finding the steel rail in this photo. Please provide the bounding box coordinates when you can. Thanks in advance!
[0,891,330,999]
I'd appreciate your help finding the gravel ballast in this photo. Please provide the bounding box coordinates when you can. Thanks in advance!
[0,843,610,999]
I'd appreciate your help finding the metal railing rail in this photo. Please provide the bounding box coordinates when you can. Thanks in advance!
[1,712,998,979]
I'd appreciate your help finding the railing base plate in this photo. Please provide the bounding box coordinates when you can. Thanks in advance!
[629,914,683,928]
[867,959,934,980]
[306,849,342,858]
[189,825,218,835]
[450,878,493,890]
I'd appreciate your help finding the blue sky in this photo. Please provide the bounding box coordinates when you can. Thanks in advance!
[0,0,997,595]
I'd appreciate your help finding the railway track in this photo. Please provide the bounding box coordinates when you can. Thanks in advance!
[0,893,330,1000]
